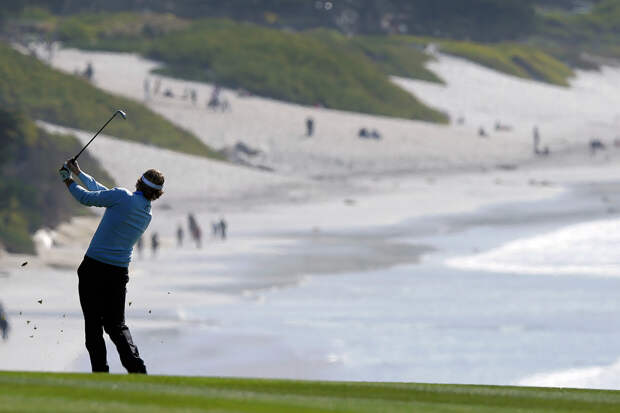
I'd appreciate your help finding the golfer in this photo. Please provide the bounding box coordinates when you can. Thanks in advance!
[59,159,164,374]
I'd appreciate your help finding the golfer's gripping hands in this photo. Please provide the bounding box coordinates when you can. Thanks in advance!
[59,163,71,181]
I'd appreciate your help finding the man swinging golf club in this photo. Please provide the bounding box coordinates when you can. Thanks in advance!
[59,159,164,374]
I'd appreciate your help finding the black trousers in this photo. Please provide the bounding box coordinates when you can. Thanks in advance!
[77,256,147,374]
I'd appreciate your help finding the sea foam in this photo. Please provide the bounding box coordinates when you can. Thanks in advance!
[518,359,620,389]
[446,218,620,277]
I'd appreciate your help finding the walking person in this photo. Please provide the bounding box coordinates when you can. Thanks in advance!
[0,302,9,341]
[533,126,540,155]
[136,236,144,259]
[306,117,314,137]
[59,159,165,374]
[219,218,227,240]
[193,226,202,248]
[188,213,202,248]
[176,225,184,247]
[151,232,160,257]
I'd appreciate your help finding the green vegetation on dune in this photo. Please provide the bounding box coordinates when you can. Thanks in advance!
[536,0,620,45]
[361,35,574,87]
[0,41,219,159]
[0,109,114,254]
[30,12,448,123]
[150,20,448,122]
[26,9,578,102]
[346,35,443,84]
[437,40,574,86]
[533,0,620,66]
[54,11,188,53]
[2,371,620,412]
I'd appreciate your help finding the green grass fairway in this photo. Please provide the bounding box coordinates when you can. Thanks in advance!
[1,371,619,412]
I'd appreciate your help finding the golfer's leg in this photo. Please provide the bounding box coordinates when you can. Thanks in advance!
[78,262,109,373]
[83,315,108,372]
[103,274,147,374]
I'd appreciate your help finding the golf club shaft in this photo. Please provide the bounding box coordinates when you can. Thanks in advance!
[72,111,121,161]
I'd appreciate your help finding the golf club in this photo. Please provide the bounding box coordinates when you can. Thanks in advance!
[72,109,127,161]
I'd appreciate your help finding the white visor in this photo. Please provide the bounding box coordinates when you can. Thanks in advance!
[141,175,163,190]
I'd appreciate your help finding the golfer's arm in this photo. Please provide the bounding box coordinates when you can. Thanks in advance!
[67,183,121,207]
[77,171,109,191]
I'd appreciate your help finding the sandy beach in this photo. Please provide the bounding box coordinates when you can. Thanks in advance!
[3,44,620,386]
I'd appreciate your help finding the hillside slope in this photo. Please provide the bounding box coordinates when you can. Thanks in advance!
[0,41,220,159]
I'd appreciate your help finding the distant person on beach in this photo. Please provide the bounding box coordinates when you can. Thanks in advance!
[478,127,488,138]
[219,218,227,240]
[84,62,94,81]
[532,126,550,156]
[358,128,381,140]
[59,159,165,374]
[136,236,144,258]
[177,225,184,247]
[0,302,9,341]
[194,226,202,247]
[151,232,160,257]
[306,117,314,136]
[190,89,197,106]
[188,213,202,248]
[590,139,605,155]
[208,84,221,109]
[212,221,219,238]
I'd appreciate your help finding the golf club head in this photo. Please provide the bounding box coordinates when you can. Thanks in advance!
[116,110,127,119]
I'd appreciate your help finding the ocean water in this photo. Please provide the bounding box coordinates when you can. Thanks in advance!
[444,217,620,388]
[154,261,620,385]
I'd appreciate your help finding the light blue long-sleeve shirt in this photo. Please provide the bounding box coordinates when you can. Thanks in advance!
[68,171,152,268]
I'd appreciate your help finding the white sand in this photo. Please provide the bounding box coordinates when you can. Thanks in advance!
[4,45,620,380]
